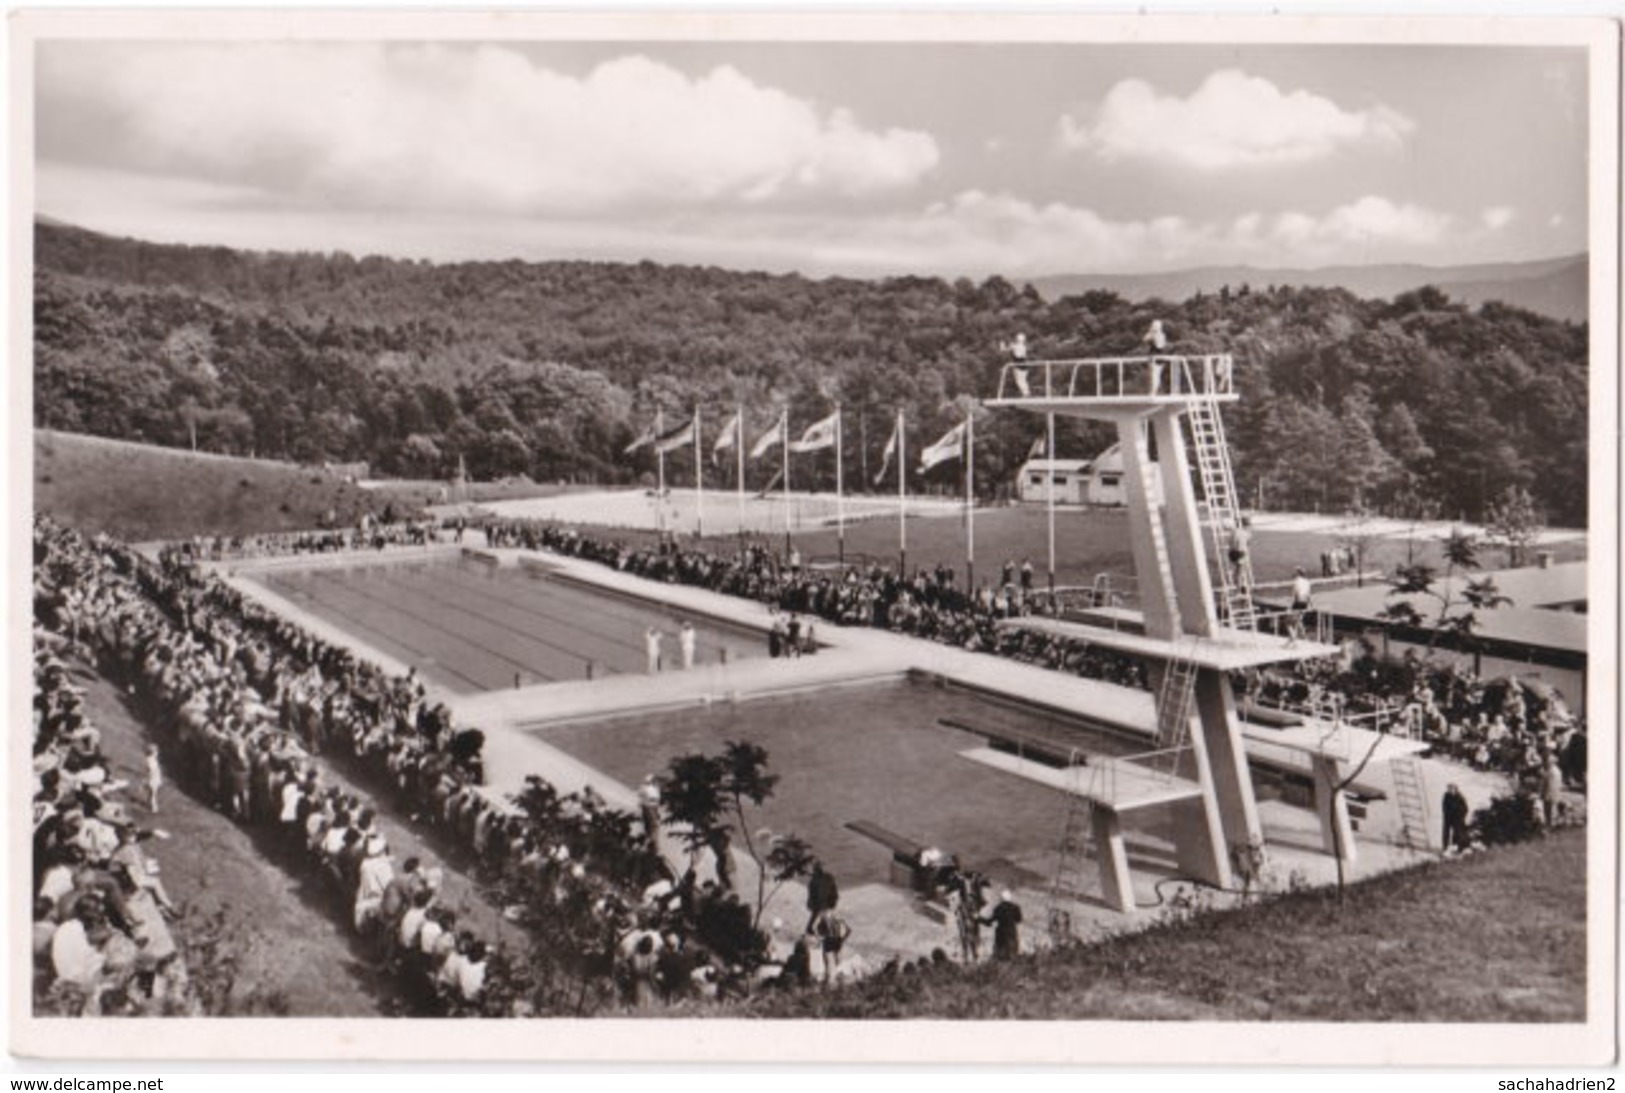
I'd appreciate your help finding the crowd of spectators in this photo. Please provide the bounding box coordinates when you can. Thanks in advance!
[32,516,501,1014]
[491,519,1151,692]
[33,516,885,1016]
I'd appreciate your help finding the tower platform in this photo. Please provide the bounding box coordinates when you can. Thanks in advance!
[985,354,1237,417]
[997,615,1340,671]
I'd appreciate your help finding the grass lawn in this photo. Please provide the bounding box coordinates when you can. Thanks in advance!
[35,430,383,542]
[724,828,1587,1021]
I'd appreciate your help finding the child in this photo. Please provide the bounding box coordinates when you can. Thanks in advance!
[143,743,162,814]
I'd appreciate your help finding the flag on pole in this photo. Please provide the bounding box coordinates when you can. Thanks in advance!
[623,422,658,455]
[749,417,785,460]
[874,417,901,486]
[919,421,967,471]
[712,411,742,456]
[789,410,839,453]
[653,418,696,455]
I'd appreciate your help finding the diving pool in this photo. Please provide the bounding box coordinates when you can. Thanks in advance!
[534,678,1182,889]
[252,557,765,693]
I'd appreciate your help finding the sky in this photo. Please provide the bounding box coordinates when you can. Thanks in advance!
[33,39,1592,279]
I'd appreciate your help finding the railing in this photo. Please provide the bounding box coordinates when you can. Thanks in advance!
[1051,573,1141,621]
[993,354,1236,403]
[1229,606,1333,646]
[1090,745,1192,804]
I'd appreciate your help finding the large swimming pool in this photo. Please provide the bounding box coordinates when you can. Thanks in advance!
[253,557,764,693]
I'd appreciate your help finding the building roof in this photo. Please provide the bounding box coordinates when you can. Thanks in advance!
[1303,561,1588,656]
[1018,458,1091,473]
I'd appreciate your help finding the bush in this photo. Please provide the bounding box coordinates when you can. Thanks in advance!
[1470,791,1544,846]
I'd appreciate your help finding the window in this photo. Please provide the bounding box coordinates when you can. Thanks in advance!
[1100,474,1120,487]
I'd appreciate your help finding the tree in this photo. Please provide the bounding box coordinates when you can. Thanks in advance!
[1483,484,1545,568]
[658,741,812,930]
[1379,529,1512,656]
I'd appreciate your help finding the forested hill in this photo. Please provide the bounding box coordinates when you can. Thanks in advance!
[33,221,1589,527]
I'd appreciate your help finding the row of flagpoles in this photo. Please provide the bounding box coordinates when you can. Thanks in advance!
[624,406,980,573]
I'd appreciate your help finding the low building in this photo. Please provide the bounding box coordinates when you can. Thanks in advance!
[1086,442,1162,507]
[1280,560,1589,713]
[1016,458,1090,504]
[1015,444,1164,507]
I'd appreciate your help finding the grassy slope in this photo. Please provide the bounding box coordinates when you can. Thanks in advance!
[34,430,385,541]
[724,831,1586,1022]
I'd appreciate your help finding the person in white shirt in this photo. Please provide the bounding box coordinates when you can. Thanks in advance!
[679,621,696,670]
[354,838,394,933]
[645,627,663,674]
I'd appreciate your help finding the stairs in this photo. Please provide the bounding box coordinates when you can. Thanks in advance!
[1186,397,1256,629]
[1390,756,1432,851]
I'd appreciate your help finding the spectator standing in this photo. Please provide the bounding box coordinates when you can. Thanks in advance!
[1441,783,1471,854]
[987,889,1024,961]
[805,861,839,934]
[143,743,162,815]
[638,775,664,840]
[1541,755,1565,829]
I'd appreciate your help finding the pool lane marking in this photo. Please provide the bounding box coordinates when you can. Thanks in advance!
[435,561,763,665]
[364,564,646,676]
[259,570,492,693]
[284,568,532,691]
[514,568,766,664]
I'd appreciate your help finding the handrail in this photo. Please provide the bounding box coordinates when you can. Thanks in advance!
[994,354,1236,402]
[1092,745,1192,803]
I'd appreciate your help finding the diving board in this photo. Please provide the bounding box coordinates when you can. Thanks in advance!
[961,746,1201,913]
[997,616,1339,671]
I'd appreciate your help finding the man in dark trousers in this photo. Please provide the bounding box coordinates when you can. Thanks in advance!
[987,889,1024,961]
[805,860,839,934]
[1441,783,1471,854]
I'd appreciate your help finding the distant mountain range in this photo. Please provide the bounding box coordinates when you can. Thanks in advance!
[1030,254,1589,323]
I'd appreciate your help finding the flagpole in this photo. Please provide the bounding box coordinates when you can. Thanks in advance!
[781,409,791,554]
[1047,411,1057,595]
[693,406,703,539]
[656,407,666,535]
[736,405,746,542]
[835,405,845,567]
[897,408,907,577]
[965,410,975,594]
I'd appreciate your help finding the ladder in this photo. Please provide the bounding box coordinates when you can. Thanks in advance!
[1186,397,1256,629]
[1390,756,1432,851]
[1154,648,1200,772]
[1047,750,1096,944]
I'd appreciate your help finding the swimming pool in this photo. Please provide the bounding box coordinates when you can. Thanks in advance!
[534,678,1181,889]
[253,557,765,693]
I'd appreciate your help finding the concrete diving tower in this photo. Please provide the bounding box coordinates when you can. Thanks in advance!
[985,353,1350,896]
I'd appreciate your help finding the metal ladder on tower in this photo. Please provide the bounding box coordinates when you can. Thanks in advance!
[1186,396,1257,630]
[1154,645,1200,773]
[1047,750,1097,944]
[1390,756,1432,851]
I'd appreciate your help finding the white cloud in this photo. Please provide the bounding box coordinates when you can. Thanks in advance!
[1482,206,1516,231]
[803,192,1454,274]
[36,160,1466,279]
[37,43,939,215]
[1057,69,1414,170]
